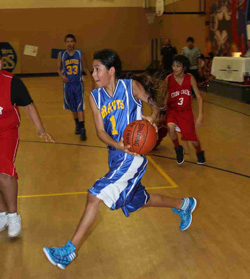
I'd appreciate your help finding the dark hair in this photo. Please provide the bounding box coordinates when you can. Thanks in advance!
[0,49,2,59]
[93,49,122,78]
[186,37,194,43]
[208,51,214,59]
[173,55,190,73]
[64,34,76,42]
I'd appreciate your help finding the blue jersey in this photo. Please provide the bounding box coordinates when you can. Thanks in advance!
[91,79,142,149]
[60,49,82,83]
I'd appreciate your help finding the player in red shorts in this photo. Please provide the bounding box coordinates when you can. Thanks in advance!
[0,50,54,237]
[165,55,205,165]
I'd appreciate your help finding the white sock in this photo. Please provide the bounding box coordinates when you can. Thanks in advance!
[8,212,18,218]
[0,212,7,216]
[180,198,189,211]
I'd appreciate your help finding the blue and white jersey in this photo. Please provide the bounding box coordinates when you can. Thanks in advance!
[91,79,142,149]
[60,49,82,83]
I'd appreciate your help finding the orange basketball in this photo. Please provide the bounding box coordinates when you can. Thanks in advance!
[123,120,157,155]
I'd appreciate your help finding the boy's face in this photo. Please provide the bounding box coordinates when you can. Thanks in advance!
[187,41,194,49]
[172,61,184,75]
[92,59,113,88]
[65,38,76,51]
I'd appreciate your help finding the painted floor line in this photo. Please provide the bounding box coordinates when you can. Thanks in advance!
[147,155,178,188]
[17,186,174,199]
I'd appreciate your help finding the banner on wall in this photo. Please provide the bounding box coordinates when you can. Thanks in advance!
[0,42,21,73]
[205,0,250,56]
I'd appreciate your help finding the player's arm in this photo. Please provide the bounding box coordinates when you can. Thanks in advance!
[22,104,55,142]
[191,75,203,128]
[12,77,55,142]
[89,95,137,155]
[132,80,159,127]
[57,52,69,83]
[82,53,95,90]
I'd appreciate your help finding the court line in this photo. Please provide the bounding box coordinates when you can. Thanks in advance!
[17,186,175,199]
[20,140,250,179]
[147,156,178,188]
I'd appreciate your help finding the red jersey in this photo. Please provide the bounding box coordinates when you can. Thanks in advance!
[0,70,20,132]
[166,73,192,111]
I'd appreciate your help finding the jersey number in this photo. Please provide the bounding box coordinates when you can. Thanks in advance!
[66,65,78,75]
[110,115,118,135]
[178,98,184,106]
[0,107,3,115]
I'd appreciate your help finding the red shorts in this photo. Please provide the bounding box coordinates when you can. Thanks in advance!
[0,128,19,178]
[166,108,198,142]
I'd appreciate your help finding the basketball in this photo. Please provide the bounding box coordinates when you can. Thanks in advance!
[123,120,157,155]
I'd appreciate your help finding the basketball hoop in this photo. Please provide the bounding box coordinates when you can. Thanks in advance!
[145,11,156,24]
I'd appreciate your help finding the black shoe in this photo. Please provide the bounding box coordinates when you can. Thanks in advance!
[174,145,184,165]
[197,151,206,165]
[75,123,80,135]
[80,128,87,141]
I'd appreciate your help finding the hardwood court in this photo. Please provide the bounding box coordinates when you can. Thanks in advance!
[0,77,249,279]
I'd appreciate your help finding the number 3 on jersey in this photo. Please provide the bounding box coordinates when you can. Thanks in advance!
[110,115,118,135]
[178,97,184,106]
[66,65,78,75]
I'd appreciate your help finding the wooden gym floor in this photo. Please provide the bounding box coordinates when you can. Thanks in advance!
[0,77,249,279]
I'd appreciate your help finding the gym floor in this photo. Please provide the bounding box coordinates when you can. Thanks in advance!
[0,77,249,279]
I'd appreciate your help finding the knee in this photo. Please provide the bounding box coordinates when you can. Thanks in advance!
[87,193,101,205]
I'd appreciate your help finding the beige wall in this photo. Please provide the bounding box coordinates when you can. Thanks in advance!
[0,7,154,73]
[0,1,206,74]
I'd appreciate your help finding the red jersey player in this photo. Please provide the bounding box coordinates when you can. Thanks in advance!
[165,55,205,165]
[0,50,54,238]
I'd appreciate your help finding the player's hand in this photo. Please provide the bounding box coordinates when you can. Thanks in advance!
[62,75,69,83]
[141,115,158,133]
[195,115,203,129]
[116,138,140,156]
[38,131,55,143]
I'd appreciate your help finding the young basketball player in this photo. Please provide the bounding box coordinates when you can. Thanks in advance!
[0,50,54,237]
[43,49,197,269]
[165,55,205,165]
[58,34,94,140]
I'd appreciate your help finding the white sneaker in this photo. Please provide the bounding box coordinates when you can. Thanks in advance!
[8,215,21,237]
[0,215,8,232]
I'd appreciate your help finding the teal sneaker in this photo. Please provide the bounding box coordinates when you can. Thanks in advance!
[172,198,197,231]
[43,240,76,269]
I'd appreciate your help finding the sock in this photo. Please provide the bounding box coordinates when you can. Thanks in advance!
[180,198,189,211]
[0,212,6,216]
[8,212,17,217]
[172,138,179,147]
[74,118,79,124]
[193,141,202,153]
[78,121,85,129]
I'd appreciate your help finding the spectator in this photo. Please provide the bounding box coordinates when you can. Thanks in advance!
[182,37,201,82]
[160,38,177,74]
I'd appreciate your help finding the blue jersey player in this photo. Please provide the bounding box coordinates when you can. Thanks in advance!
[43,49,197,269]
[58,34,94,140]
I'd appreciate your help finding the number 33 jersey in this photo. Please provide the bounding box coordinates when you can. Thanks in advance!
[166,73,192,111]
[91,79,142,147]
[60,49,82,83]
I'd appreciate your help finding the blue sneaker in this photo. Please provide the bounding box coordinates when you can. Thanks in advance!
[172,198,197,231]
[43,240,76,269]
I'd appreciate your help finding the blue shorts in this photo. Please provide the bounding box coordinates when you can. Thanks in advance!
[63,82,85,112]
[89,150,150,217]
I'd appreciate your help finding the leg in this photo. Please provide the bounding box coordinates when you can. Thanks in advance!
[0,173,21,237]
[144,194,182,209]
[192,141,206,164]
[0,173,18,213]
[145,194,197,231]
[167,123,184,164]
[71,193,101,248]
[0,191,7,212]
[77,111,86,140]
[43,193,101,269]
